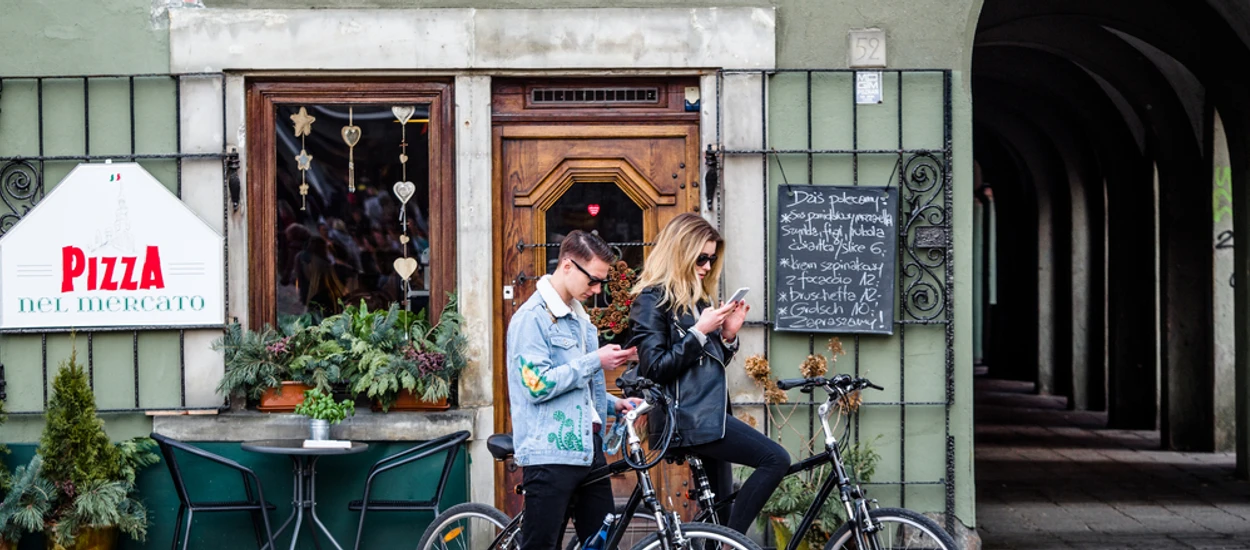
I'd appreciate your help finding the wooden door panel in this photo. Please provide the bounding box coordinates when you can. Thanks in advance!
[494,120,699,521]
[499,126,699,200]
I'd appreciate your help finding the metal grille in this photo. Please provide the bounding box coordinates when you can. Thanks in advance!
[0,72,234,415]
[713,69,956,534]
[531,87,660,104]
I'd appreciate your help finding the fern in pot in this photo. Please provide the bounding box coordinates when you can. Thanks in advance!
[214,315,346,411]
[334,294,468,412]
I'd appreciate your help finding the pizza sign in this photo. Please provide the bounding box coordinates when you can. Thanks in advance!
[0,163,224,329]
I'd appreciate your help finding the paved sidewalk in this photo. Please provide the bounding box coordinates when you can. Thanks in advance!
[975,375,1250,549]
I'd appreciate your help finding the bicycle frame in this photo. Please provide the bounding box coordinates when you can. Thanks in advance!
[687,384,879,550]
[494,392,688,550]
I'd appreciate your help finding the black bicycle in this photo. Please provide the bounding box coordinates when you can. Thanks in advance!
[682,375,958,550]
[416,377,762,550]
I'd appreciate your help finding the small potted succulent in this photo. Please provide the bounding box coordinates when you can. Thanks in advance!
[293,388,355,440]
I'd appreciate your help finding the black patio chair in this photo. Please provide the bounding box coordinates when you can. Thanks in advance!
[151,432,279,550]
[349,430,471,550]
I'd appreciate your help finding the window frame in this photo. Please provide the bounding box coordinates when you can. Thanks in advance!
[245,80,455,328]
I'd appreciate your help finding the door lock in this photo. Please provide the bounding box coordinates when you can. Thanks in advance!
[503,285,515,299]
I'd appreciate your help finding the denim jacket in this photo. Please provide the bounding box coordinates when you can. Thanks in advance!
[506,275,618,467]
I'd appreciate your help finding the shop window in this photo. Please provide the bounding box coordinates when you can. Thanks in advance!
[248,82,454,328]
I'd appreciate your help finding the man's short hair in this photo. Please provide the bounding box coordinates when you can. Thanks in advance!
[558,230,615,264]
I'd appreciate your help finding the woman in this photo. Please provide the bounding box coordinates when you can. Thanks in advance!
[627,213,789,534]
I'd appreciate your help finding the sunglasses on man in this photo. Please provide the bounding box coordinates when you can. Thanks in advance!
[570,259,611,286]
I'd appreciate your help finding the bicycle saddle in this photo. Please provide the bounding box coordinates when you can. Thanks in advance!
[487,433,514,460]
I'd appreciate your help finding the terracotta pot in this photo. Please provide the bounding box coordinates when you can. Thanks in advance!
[257,381,313,412]
[45,526,119,550]
[1,538,12,550]
[372,389,450,412]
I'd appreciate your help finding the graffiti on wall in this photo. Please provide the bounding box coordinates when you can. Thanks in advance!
[1214,166,1234,287]
[1215,166,1233,223]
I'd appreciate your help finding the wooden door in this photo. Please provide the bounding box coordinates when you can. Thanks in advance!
[493,93,702,523]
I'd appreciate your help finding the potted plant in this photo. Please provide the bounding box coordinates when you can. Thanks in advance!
[293,388,355,440]
[214,314,346,412]
[29,350,160,550]
[335,293,468,412]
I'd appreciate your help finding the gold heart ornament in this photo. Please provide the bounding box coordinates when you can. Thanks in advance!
[393,257,418,280]
[341,125,361,147]
[393,181,416,205]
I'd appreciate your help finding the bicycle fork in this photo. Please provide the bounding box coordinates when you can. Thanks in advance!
[628,443,683,550]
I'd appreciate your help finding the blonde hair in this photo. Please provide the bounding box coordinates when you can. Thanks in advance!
[633,213,724,316]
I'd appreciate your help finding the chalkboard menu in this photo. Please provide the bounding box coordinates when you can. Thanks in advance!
[775,185,898,334]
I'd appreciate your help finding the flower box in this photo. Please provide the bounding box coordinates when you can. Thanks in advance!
[257,381,314,412]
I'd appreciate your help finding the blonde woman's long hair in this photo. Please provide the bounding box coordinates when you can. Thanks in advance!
[632,213,724,316]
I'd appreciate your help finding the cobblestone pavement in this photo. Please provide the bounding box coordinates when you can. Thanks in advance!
[975,375,1250,549]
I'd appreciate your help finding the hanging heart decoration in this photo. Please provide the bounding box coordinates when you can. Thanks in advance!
[399,235,410,244]
[393,257,419,280]
[341,125,361,147]
[399,154,409,164]
[392,106,416,126]
[587,204,601,217]
[393,181,416,206]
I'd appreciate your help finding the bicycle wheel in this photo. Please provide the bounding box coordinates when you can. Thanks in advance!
[417,502,517,550]
[825,508,957,550]
[629,522,762,550]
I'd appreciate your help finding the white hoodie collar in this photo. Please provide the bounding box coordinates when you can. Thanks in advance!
[537,274,590,320]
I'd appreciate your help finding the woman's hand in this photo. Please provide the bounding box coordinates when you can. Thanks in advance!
[721,301,749,341]
[693,301,737,335]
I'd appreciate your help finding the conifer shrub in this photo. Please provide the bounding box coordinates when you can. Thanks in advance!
[33,350,159,547]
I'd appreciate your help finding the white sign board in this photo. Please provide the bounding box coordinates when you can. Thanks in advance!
[856,71,884,105]
[0,162,224,329]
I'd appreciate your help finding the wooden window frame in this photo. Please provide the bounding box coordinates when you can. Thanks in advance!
[245,80,456,328]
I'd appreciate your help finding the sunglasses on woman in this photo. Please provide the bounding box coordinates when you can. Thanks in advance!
[696,253,718,267]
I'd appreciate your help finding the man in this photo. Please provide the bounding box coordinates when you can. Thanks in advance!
[506,230,642,550]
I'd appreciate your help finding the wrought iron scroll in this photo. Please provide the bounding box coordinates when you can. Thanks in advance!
[899,152,948,321]
[0,160,42,234]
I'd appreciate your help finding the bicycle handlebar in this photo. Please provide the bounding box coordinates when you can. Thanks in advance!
[776,374,884,393]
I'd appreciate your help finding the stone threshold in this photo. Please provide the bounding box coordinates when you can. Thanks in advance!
[152,408,475,442]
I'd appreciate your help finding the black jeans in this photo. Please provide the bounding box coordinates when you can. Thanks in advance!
[520,434,613,550]
[685,415,790,534]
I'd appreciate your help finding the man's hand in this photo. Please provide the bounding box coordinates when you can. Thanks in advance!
[615,397,645,414]
[598,345,637,370]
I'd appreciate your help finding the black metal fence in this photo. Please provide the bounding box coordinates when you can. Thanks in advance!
[0,72,234,414]
[712,69,956,532]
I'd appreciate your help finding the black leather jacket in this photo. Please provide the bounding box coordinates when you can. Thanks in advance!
[627,286,737,447]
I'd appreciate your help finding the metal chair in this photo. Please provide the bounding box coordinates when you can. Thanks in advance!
[151,432,278,550]
[349,430,471,550]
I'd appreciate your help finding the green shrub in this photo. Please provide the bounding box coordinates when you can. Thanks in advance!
[33,350,160,547]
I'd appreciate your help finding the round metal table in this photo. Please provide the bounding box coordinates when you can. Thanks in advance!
[242,439,368,550]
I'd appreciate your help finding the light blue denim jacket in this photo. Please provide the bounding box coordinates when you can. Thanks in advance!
[506,275,618,467]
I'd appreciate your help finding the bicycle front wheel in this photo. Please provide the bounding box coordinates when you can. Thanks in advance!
[629,522,762,550]
[825,507,957,550]
[417,502,517,550]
